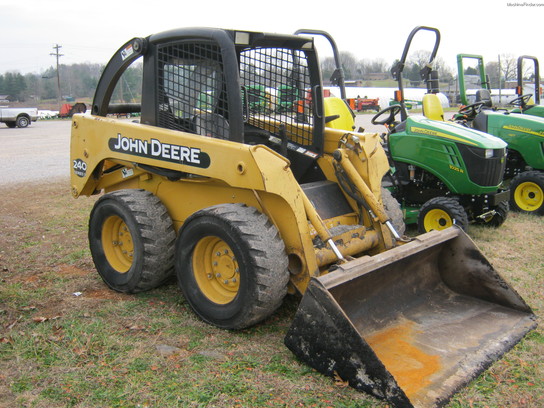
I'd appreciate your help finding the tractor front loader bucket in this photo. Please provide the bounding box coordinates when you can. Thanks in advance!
[285,227,536,408]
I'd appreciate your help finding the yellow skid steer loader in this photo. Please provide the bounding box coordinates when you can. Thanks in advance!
[70,28,536,407]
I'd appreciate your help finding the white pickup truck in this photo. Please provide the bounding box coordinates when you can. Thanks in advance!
[0,107,39,128]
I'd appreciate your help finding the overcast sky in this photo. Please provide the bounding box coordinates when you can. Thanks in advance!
[1,0,543,75]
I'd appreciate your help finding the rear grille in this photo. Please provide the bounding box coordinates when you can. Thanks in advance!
[457,144,506,187]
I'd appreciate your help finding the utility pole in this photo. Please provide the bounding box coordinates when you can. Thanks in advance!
[498,54,502,105]
[50,44,63,111]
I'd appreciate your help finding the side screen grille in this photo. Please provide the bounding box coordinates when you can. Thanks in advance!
[156,42,229,139]
[154,41,316,146]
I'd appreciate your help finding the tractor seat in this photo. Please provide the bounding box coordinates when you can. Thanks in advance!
[422,93,444,121]
[195,112,230,140]
[323,97,355,131]
[475,89,493,108]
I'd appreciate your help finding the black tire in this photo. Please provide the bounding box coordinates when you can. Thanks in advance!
[417,197,468,233]
[381,187,406,236]
[478,201,509,228]
[176,203,289,330]
[88,189,176,293]
[5,121,16,128]
[16,115,30,128]
[509,171,544,215]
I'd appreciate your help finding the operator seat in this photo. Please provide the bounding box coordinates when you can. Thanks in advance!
[195,113,230,140]
[422,93,444,121]
[475,89,493,108]
[323,97,355,130]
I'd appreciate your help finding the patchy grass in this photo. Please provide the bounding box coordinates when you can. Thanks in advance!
[1,181,542,408]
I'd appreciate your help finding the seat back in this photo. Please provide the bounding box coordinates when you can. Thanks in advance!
[422,93,444,121]
[323,97,355,131]
[475,89,493,107]
[195,113,230,139]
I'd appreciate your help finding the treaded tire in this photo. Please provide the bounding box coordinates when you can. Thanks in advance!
[88,189,176,293]
[381,187,406,236]
[417,197,468,233]
[176,203,289,330]
[510,171,544,215]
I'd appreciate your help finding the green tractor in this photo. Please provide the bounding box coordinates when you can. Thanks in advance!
[509,55,544,118]
[371,27,509,233]
[299,26,510,233]
[456,54,544,214]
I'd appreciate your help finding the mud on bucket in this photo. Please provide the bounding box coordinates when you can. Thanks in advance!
[284,227,536,408]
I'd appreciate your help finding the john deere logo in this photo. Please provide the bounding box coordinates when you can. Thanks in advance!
[411,126,478,145]
[109,133,211,168]
[503,125,544,137]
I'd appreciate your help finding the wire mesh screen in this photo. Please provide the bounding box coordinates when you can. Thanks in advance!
[240,48,314,146]
[157,42,230,139]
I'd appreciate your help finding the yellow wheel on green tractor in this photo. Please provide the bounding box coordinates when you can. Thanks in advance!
[423,208,454,231]
[512,178,544,213]
[176,203,289,329]
[101,215,134,273]
[510,171,544,214]
[417,196,468,233]
[89,189,176,293]
[192,236,240,305]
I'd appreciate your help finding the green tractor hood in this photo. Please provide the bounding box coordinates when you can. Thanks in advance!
[474,110,544,170]
[390,116,507,194]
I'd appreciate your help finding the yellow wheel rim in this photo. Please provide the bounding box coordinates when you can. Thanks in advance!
[423,208,453,231]
[192,236,240,304]
[514,181,543,212]
[102,215,134,273]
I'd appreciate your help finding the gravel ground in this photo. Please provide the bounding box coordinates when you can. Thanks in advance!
[0,120,72,185]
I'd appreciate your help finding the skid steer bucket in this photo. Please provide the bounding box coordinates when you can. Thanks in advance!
[285,227,536,408]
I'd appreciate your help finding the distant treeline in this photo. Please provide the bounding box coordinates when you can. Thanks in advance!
[0,63,142,104]
[0,52,523,104]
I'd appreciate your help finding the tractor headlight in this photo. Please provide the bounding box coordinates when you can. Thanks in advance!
[484,149,494,159]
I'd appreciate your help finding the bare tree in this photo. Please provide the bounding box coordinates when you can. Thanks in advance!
[499,54,517,82]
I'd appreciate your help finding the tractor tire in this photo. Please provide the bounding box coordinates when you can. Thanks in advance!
[16,115,30,128]
[176,203,289,330]
[510,171,544,215]
[381,187,406,236]
[478,201,509,228]
[417,197,468,233]
[88,189,176,293]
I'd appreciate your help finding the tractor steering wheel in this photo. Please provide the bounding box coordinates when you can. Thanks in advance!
[371,105,402,126]
[458,101,485,118]
[508,94,532,107]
